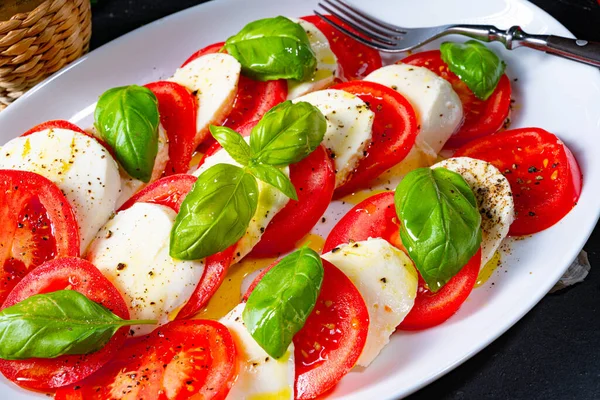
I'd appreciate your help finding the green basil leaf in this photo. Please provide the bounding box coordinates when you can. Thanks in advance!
[94,85,160,182]
[170,163,258,260]
[250,101,326,166]
[440,40,506,101]
[248,164,297,201]
[243,247,323,359]
[209,125,252,166]
[394,167,482,292]
[0,290,155,360]
[225,16,316,81]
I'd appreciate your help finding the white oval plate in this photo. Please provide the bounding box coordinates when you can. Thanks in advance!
[0,0,599,399]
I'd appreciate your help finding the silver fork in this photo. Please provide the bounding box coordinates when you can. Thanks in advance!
[315,0,600,68]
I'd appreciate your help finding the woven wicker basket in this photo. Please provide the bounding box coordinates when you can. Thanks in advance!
[0,0,91,109]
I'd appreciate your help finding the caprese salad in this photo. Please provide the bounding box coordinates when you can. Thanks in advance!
[0,13,582,400]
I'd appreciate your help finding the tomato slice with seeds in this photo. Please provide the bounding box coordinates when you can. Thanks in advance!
[455,127,582,235]
[0,258,128,391]
[324,191,480,330]
[331,81,418,198]
[54,319,237,400]
[250,144,335,257]
[399,249,481,330]
[301,15,382,80]
[181,42,287,134]
[402,50,512,149]
[199,121,336,258]
[145,81,198,175]
[293,260,369,399]
[118,174,197,213]
[243,259,368,399]
[0,170,79,304]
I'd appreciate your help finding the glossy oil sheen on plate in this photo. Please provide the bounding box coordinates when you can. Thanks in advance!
[0,0,599,399]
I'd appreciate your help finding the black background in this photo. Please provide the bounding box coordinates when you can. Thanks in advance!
[90,1,600,399]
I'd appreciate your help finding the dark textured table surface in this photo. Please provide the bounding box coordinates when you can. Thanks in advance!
[91,1,600,399]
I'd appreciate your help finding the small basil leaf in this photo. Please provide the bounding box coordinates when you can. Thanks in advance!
[243,247,323,359]
[225,16,316,81]
[0,290,155,360]
[209,125,251,166]
[250,101,326,166]
[170,163,258,260]
[394,167,482,292]
[94,85,160,182]
[440,40,506,101]
[248,164,297,201]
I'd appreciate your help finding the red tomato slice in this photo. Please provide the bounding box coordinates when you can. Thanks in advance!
[301,15,382,80]
[112,172,233,320]
[331,81,418,198]
[22,120,115,158]
[242,259,369,399]
[323,191,400,254]
[402,50,512,148]
[294,260,369,399]
[0,258,129,391]
[250,145,335,257]
[118,174,197,213]
[181,42,287,135]
[54,319,237,400]
[198,120,336,258]
[181,42,225,67]
[323,191,480,329]
[175,246,236,320]
[455,127,582,235]
[145,81,198,175]
[0,170,79,303]
[22,120,86,136]
[399,249,481,330]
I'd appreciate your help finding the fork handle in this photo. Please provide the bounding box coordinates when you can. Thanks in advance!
[449,25,600,68]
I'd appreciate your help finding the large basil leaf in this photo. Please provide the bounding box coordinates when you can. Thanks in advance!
[243,247,323,359]
[170,163,258,260]
[95,85,160,182]
[209,125,251,166]
[250,101,326,166]
[225,16,316,81]
[440,40,506,101]
[248,164,297,201]
[0,290,155,360]
[394,168,482,292]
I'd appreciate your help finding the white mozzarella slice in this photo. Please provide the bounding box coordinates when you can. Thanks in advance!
[432,157,515,266]
[322,238,418,367]
[87,202,205,335]
[365,64,463,154]
[114,124,170,208]
[220,303,294,400]
[287,18,339,100]
[0,128,120,253]
[293,89,374,187]
[193,138,289,263]
[171,53,241,145]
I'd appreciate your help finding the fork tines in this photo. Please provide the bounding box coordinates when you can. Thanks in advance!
[315,0,405,51]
